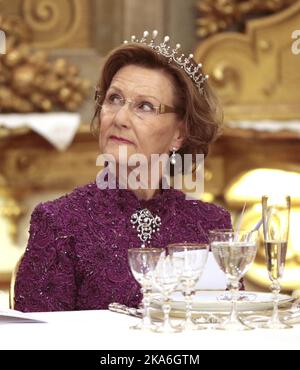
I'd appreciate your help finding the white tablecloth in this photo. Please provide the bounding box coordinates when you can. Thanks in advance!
[0,310,300,350]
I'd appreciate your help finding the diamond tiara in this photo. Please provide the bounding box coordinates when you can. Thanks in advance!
[123,30,209,95]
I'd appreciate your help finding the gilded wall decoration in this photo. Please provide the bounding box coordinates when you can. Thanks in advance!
[0,0,91,48]
[196,0,298,38]
[0,185,22,243]
[0,16,91,113]
[194,1,300,120]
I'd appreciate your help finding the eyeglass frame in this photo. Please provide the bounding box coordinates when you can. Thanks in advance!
[94,88,178,117]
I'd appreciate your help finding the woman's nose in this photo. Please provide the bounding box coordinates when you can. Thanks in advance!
[112,102,132,128]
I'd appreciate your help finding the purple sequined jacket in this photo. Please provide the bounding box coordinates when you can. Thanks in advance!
[14,183,232,312]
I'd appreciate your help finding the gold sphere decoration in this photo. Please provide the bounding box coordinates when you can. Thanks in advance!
[13,65,35,93]
[0,16,91,113]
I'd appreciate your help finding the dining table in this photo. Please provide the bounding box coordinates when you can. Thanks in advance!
[0,309,300,350]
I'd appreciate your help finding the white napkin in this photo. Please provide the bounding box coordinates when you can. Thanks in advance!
[0,310,47,324]
[196,252,227,290]
[0,113,80,151]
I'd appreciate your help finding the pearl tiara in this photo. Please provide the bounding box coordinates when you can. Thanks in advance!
[123,30,209,95]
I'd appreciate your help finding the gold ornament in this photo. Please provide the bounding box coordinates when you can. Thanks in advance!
[0,16,91,113]
[196,0,297,38]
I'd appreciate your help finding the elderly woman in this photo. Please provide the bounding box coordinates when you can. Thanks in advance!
[14,31,231,312]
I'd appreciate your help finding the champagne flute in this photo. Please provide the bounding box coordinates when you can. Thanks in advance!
[167,243,209,330]
[211,230,258,331]
[262,195,292,329]
[128,247,166,330]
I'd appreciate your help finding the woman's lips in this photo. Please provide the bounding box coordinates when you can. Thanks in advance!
[109,135,134,145]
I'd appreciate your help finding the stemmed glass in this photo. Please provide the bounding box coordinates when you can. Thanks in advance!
[128,247,166,330]
[209,229,233,300]
[210,230,258,331]
[262,195,292,329]
[167,243,209,330]
[152,254,183,333]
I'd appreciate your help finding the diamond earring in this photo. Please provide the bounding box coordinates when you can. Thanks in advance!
[170,148,177,165]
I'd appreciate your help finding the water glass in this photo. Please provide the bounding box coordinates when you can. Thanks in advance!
[167,243,209,330]
[128,247,166,330]
[152,254,182,333]
[211,230,258,331]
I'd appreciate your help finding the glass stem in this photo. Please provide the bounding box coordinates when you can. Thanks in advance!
[162,298,172,329]
[185,291,194,325]
[270,280,281,324]
[229,280,239,322]
[141,288,152,327]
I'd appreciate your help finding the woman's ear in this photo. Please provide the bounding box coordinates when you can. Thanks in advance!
[171,121,186,151]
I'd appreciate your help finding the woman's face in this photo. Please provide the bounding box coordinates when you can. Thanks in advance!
[99,65,184,165]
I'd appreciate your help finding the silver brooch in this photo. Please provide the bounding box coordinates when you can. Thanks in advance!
[130,208,161,248]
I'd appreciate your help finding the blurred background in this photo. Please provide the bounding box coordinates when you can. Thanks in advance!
[0,0,300,307]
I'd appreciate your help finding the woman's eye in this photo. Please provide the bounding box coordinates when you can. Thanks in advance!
[138,102,155,112]
[108,94,122,104]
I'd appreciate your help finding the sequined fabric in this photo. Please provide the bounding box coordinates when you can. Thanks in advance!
[14,183,232,312]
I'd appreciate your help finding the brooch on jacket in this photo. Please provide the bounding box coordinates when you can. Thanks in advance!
[130,209,161,248]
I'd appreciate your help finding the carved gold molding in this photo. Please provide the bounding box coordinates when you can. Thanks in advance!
[196,0,297,38]
[0,0,91,48]
[194,1,300,120]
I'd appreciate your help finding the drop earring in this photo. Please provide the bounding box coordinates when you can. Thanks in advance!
[170,147,177,165]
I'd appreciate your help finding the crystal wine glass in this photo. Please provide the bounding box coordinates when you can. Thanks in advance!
[210,230,258,331]
[167,243,209,330]
[128,247,166,330]
[152,254,183,333]
[262,195,292,329]
[209,229,234,299]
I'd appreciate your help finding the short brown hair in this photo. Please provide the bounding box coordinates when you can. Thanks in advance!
[91,43,223,162]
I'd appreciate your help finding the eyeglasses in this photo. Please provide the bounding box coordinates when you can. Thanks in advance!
[97,92,177,120]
